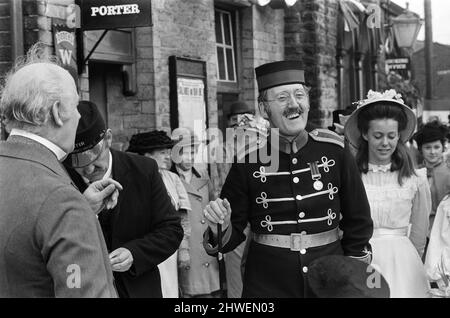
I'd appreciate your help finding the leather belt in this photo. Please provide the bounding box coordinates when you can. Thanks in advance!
[253,227,340,251]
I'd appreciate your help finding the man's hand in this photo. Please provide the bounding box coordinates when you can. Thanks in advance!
[83,178,123,214]
[109,247,134,272]
[204,198,232,236]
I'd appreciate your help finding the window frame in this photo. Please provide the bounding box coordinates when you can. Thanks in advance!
[215,8,238,84]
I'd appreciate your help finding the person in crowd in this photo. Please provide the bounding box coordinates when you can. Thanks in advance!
[172,127,221,298]
[0,47,120,297]
[65,101,183,298]
[203,61,373,298]
[127,130,191,298]
[413,121,450,235]
[344,89,431,298]
[425,195,450,297]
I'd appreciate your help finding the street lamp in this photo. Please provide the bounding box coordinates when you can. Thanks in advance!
[391,7,423,49]
[253,0,298,9]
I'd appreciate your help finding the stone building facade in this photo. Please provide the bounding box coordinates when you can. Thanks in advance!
[1,0,408,144]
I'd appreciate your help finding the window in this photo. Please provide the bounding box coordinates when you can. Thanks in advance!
[215,9,237,82]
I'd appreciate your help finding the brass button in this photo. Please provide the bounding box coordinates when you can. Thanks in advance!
[303,266,308,273]
[293,177,299,184]
[292,158,298,165]
[296,195,302,201]
[301,231,307,235]
[197,197,202,201]
[312,130,319,136]
[299,212,305,218]
[204,262,210,267]
[201,220,206,224]
[300,249,307,255]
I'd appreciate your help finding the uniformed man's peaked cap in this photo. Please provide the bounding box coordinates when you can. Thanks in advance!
[255,61,306,92]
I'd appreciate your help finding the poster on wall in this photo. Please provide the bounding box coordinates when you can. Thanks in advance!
[177,78,207,136]
[52,23,78,85]
[177,77,208,166]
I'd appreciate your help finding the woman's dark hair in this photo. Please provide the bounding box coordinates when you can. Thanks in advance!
[355,102,416,185]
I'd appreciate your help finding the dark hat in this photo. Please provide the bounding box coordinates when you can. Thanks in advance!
[255,60,306,92]
[307,255,390,298]
[229,101,254,117]
[127,130,174,154]
[413,121,448,148]
[73,101,106,153]
[68,101,107,168]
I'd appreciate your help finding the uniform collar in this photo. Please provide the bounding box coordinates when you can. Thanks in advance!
[273,129,309,154]
[10,128,67,161]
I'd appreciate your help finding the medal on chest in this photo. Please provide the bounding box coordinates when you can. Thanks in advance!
[308,161,324,191]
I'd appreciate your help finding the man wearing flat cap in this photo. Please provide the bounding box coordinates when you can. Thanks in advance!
[65,101,183,298]
[203,61,373,297]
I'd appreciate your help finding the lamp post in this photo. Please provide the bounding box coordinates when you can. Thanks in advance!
[391,4,423,52]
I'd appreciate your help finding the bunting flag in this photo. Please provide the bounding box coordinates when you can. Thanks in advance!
[339,0,361,31]
[52,22,78,85]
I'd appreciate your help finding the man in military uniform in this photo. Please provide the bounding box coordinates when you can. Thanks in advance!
[203,61,373,298]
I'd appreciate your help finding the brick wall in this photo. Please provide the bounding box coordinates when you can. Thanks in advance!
[241,5,284,109]
[285,0,339,127]
[152,0,217,133]
[0,0,11,78]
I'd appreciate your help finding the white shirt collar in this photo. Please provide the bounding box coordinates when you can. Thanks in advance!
[81,150,113,184]
[10,128,67,161]
[368,163,392,173]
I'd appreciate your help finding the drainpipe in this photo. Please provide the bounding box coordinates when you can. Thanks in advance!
[10,0,24,61]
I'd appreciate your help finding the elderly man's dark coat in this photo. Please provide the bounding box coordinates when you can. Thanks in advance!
[67,149,183,298]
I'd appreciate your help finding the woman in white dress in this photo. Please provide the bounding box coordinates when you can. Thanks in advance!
[344,89,431,298]
[425,195,450,297]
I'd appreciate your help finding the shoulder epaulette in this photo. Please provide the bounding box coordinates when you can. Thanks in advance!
[309,129,344,148]
[236,136,267,161]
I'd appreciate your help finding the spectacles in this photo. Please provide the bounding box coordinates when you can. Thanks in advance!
[265,90,308,106]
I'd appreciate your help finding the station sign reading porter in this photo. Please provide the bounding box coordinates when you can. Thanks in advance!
[78,0,152,30]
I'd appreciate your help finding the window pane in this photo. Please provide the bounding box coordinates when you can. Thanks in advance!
[217,47,226,80]
[226,48,235,81]
[223,13,231,45]
[215,11,223,44]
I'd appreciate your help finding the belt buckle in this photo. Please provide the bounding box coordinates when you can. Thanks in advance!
[290,233,303,251]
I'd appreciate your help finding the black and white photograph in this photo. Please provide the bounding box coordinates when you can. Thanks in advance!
[0,0,450,304]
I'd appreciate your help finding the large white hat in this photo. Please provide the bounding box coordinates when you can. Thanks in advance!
[344,89,417,150]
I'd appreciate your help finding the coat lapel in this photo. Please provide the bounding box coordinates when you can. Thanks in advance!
[110,149,131,222]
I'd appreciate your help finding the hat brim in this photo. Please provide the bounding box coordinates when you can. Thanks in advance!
[69,140,105,168]
[344,99,416,150]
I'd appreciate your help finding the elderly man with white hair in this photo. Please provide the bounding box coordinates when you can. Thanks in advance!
[0,46,121,297]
